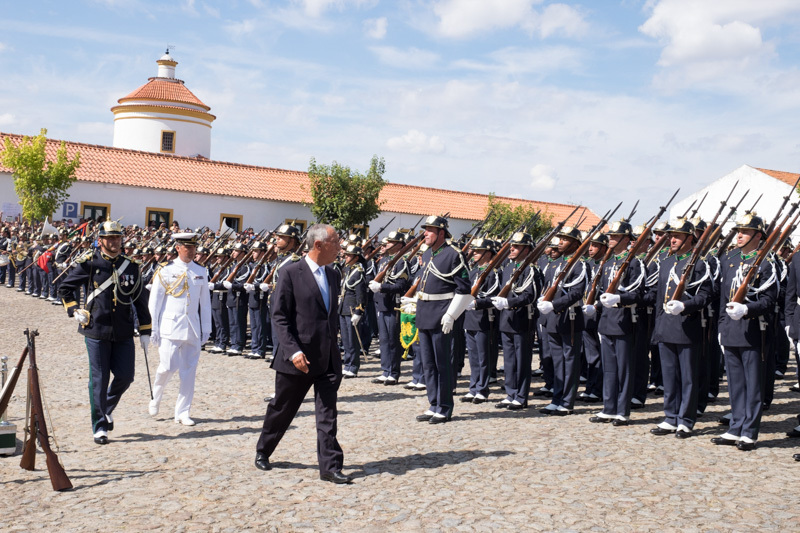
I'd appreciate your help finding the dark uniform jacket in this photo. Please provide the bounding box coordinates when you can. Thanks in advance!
[597,252,645,336]
[415,243,471,330]
[58,250,151,340]
[718,250,777,348]
[784,252,800,338]
[465,264,501,332]
[373,254,410,313]
[541,255,586,334]
[338,262,366,317]
[496,260,538,334]
[650,252,712,345]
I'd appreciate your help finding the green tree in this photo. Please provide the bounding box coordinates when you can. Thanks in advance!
[305,155,386,231]
[484,193,553,240]
[1,128,80,222]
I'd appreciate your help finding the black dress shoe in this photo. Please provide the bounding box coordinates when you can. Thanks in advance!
[320,471,352,484]
[675,429,693,439]
[736,441,756,451]
[786,429,800,438]
[507,402,528,410]
[472,397,487,404]
[495,401,511,409]
[589,416,612,423]
[254,453,272,471]
[429,415,450,425]
[612,419,629,426]
[650,427,675,436]
[383,379,398,386]
[718,416,731,426]
[416,413,434,422]
[460,396,475,403]
[793,453,800,461]
[630,402,644,410]
[539,408,556,416]
[789,384,800,393]
[551,409,572,417]
[711,437,738,446]
[371,378,386,384]
[94,436,109,445]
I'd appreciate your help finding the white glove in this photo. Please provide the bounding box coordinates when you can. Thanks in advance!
[537,300,554,315]
[368,280,382,293]
[139,335,150,351]
[582,304,596,318]
[351,314,362,327]
[151,332,160,346]
[73,309,90,326]
[600,293,621,308]
[491,296,509,310]
[145,284,152,291]
[208,282,215,291]
[222,281,232,290]
[466,300,476,310]
[259,283,269,292]
[726,302,748,320]
[665,300,685,316]
[786,325,792,340]
[400,296,417,314]
[441,313,455,334]
[244,283,255,293]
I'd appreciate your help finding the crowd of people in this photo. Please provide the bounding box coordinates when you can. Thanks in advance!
[2,208,799,469]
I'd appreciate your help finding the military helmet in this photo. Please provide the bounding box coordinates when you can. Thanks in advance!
[346,234,362,247]
[215,247,229,257]
[383,230,406,244]
[653,220,671,235]
[557,226,582,242]
[275,224,301,239]
[250,241,267,251]
[509,231,533,247]
[421,215,451,237]
[196,245,207,255]
[154,245,167,255]
[732,212,766,236]
[167,246,177,255]
[470,237,497,252]
[690,216,707,233]
[343,244,363,257]
[98,220,123,236]
[606,219,634,239]
[232,242,246,252]
[590,233,609,247]
[142,247,154,255]
[781,239,793,250]
[132,248,143,256]
[547,236,560,247]
[58,228,68,236]
[667,217,695,236]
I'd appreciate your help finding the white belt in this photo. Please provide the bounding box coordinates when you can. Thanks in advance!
[796,297,800,306]
[86,259,130,306]
[417,291,455,301]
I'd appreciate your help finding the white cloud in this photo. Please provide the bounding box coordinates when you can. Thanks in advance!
[529,164,557,190]
[295,0,376,18]
[432,0,587,39]
[364,17,387,39]
[0,42,6,52]
[224,18,258,38]
[639,0,800,91]
[0,113,15,126]
[452,45,583,75]
[386,130,445,154]
[370,46,439,69]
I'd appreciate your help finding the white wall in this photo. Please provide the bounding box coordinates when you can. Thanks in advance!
[113,113,211,158]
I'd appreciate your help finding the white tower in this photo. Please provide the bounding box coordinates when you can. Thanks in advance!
[111,51,215,158]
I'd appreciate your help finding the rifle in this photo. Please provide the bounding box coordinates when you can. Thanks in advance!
[495,205,581,298]
[690,191,708,218]
[680,199,697,219]
[408,215,425,235]
[19,329,72,491]
[469,227,520,297]
[699,189,748,257]
[542,202,622,302]
[585,246,614,305]
[606,189,680,294]
[772,209,800,254]
[765,173,800,236]
[0,346,28,420]
[461,212,494,254]
[245,224,283,284]
[373,232,425,284]
[362,216,396,249]
[670,182,738,302]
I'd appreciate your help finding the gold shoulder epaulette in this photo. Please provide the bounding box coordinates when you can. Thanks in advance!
[291,253,301,261]
[75,250,93,263]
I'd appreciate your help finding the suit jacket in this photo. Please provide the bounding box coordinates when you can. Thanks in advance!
[270,257,342,378]
[148,259,212,343]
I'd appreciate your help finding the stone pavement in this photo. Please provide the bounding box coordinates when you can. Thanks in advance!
[1,286,799,531]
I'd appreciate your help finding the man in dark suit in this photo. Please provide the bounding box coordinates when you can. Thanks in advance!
[254,224,352,484]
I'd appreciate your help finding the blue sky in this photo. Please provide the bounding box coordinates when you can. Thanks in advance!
[3,0,800,219]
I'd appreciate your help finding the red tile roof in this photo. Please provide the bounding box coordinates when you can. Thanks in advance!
[756,167,799,187]
[0,132,598,229]
[116,78,211,111]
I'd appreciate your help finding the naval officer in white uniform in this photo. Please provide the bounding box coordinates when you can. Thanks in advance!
[147,232,212,425]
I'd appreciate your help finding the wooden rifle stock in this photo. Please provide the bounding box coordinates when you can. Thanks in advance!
[20,330,72,491]
[0,346,28,417]
[585,247,613,305]
[373,233,424,284]
[771,209,800,253]
[470,242,511,298]
[542,231,600,302]
[225,249,254,283]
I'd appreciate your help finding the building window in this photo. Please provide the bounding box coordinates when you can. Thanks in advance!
[220,213,243,232]
[286,219,307,233]
[146,207,173,229]
[161,131,176,153]
[80,202,111,222]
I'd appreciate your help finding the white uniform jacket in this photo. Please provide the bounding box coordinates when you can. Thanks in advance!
[148,259,212,343]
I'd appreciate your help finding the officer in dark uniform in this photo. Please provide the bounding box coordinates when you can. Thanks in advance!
[579,232,608,403]
[58,220,152,445]
[368,231,410,385]
[713,213,777,451]
[339,244,367,377]
[223,242,251,356]
[533,237,561,395]
[403,216,472,424]
[538,226,587,416]
[244,241,271,359]
[461,237,501,403]
[648,218,711,438]
[782,237,800,451]
[208,247,231,353]
[491,231,539,409]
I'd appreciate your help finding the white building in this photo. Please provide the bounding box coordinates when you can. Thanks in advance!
[0,52,598,236]
[671,165,800,241]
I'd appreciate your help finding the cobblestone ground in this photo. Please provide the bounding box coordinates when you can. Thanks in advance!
[1,286,799,532]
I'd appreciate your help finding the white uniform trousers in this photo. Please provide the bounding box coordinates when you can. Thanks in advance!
[152,337,202,419]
